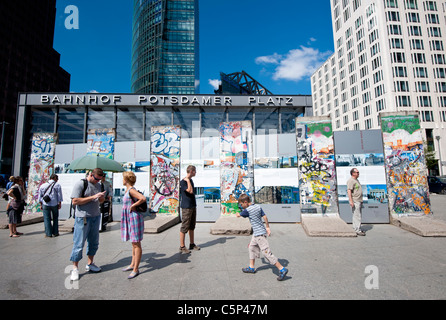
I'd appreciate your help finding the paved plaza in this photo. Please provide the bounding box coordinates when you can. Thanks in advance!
[1,194,446,301]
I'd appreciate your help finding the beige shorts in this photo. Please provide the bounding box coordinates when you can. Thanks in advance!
[248,235,278,265]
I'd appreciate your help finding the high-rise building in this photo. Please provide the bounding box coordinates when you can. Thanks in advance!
[312,0,446,173]
[131,0,199,94]
[0,0,71,175]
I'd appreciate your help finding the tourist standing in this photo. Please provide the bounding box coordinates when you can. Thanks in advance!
[120,171,146,279]
[179,165,200,254]
[38,174,63,237]
[347,168,365,236]
[69,168,106,281]
[6,176,26,238]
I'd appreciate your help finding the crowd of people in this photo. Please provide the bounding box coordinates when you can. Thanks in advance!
[4,165,367,282]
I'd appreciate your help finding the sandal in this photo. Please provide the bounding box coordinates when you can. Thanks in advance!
[122,266,133,272]
[9,234,20,238]
[128,271,140,279]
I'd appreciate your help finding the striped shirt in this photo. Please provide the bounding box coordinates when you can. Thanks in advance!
[239,204,267,236]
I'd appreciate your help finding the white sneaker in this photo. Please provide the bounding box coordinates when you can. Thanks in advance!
[70,268,79,281]
[86,263,101,273]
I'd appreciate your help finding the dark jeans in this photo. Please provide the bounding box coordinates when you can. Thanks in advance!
[42,205,59,236]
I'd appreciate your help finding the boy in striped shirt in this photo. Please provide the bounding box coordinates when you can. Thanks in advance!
[236,194,288,281]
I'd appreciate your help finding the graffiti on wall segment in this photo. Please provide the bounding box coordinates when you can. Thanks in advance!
[150,126,180,215]
[87,128,116,159]
[219,121,254,215]
[26,133,58,214]
[381,113,431,216]
[296,118,338,214]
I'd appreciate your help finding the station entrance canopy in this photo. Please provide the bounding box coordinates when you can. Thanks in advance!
[22,93,311,108]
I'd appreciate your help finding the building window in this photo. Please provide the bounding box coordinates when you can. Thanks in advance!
[281,108,304,133]
[117,107,144,142]
[30,107,55,136]
[145,107,173,140]
[416,81,430,92]
[87,107,115,132]
[173,106,201,139]
[58,107,85,144]
[255,107,279,135]
[385,0,399,8]
[421,110,434,122]
[418,96,432,107]
[405,0,418,10]
[397,95,412,107]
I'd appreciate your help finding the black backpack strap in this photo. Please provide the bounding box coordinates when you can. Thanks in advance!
[81,179,88,197]
[70,179,88,219]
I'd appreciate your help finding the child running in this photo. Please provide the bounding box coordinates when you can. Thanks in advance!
[236,194,288,281]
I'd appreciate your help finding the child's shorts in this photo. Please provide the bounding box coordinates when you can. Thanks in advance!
[249,235,278,265]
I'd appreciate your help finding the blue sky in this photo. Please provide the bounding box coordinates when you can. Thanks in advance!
[54,0,334,95]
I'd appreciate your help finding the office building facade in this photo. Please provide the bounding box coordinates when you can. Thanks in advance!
[312,0,446,174]
[0,0,70,175]
[131,0,199,94]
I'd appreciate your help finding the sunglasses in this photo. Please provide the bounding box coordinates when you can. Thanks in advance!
[92,174,103,181]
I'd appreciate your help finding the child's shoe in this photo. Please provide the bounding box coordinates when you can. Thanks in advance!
[277,267,288,281]
[242,266,256,274]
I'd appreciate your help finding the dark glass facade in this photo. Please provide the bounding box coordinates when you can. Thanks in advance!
[132,0,199,94]
[0,0,70,175]
[27,103,306,145]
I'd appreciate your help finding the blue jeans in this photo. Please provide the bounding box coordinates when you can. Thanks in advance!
[42,205,59,237]
[70,216,101,262]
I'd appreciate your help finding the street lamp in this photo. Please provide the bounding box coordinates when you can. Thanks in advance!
[436,136,443,176]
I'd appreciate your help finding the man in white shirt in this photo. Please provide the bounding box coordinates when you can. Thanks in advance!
[38,174,63,237]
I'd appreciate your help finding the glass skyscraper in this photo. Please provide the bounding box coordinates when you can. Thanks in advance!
[132,0,199,94]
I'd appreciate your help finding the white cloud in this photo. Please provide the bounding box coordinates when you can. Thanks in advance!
[208,79,221,90]
[255,46,332,82]
[255,53,282,65]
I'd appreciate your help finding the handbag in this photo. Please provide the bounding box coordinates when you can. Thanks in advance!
[42,182,56,203]
[130,188,147,213]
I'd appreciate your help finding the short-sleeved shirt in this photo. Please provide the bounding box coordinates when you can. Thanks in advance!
[71,179,102,218]
[38,180,63,207]
[180,179,196,209]
[347,177,363,203]
[239,204,267,236]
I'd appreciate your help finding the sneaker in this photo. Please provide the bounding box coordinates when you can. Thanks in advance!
[242,267,256,274]
[277,268,288,281]
[85,263,101,273]
[70,268,79,281]
[356,231,366,236]
[179,246,191,254]
[189,243,201,251]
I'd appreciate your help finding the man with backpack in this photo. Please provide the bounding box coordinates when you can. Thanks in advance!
[69,168,107,281]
